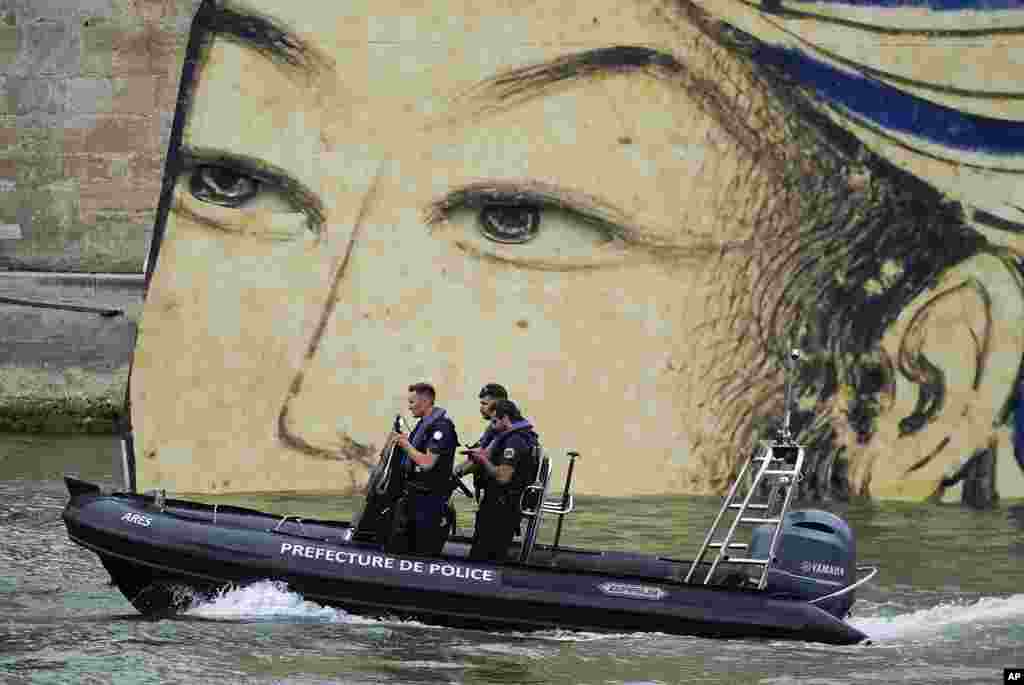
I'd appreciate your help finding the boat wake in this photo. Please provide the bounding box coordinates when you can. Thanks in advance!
[849,594,1024,643]
[182,580,380,625]
[181,581,651,641]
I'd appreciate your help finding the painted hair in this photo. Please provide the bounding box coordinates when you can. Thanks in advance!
[672,1,992,499]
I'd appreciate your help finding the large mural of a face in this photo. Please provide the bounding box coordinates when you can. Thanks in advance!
[130,0,1024,504]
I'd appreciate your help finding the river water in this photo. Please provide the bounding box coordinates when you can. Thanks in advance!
[1,433,1022,684]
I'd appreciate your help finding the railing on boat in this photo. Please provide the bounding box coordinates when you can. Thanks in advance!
[517,449,578,563]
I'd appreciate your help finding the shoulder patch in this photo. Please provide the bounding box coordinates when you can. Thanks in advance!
[433,430,443,440]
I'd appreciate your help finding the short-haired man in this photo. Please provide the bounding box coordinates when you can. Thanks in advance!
[388,382,459,556]
[465,399,539,563]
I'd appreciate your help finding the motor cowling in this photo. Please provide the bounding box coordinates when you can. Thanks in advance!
[749,509,857,618]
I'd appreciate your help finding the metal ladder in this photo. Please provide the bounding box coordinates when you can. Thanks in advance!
[684,439,803,588]
[684,348,806,589]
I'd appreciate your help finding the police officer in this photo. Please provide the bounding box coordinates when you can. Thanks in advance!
[464,399,539,563]
[472,383,508,451]
[387,382,459,556]
[454,384,508,496]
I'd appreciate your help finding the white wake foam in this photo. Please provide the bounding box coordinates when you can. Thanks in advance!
[183,580,363,623]
[850,594,1024,642]
[183,582,655,641]
[182,580,438,631]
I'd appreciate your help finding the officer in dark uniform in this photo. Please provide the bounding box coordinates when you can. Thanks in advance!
[471,383,508,451]
[464,399,539,563]
[387,382,459,556]
[454,383,508,498]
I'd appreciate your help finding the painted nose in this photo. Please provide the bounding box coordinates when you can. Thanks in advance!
[276,162,387,467]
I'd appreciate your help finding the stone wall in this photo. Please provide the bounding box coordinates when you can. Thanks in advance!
[0,0,198,431]
[0,271,142,432]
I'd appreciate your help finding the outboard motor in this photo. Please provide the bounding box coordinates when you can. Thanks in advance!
[749,509,857,618]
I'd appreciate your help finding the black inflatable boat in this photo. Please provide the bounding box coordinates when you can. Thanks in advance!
[63,417,878,645]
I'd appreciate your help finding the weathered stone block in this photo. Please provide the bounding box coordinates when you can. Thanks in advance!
[13,129,65,187]
[79,174,160,222]
[154,72,181,113]
[79,217,151,272]
[134,0,183,24]
[14,19,81,77]
[0,236,84,271]
[59,124,88,153]
[0,294,140,426]
[157,109,174,151]
[6,76,70,115]
[20,181,81,243]
[13,0,117,21]
[80,18,116,77]
[65,153,166,220]
[109,156,130,178]
[13,111,75,129]
[112,75,157,114]
[0,77,13,115]
[83,115,157,154]
[65,152,151,186]
[67,77,115,114]
[112,25,176,75]
[12,126,61,156]
[0,25,17,70]
[132,153,165,181]
[12,138,63,187]
[63,152,109,184]
[0,183,18,223]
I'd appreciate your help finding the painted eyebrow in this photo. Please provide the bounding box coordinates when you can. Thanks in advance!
[192,0,329,78]
[196,2,680,116]
[454,46,686,111]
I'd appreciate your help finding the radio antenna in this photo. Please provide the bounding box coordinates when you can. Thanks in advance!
[780,349,801,442]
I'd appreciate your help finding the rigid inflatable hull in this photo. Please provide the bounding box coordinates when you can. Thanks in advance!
[62,488,868,645]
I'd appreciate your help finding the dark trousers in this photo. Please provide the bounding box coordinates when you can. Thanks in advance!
[384,491,447,556]
[469,490,520,563]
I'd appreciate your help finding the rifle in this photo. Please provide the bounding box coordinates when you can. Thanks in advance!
[375,414,405,495]
[450,465,475,500]
[353,414,408,543]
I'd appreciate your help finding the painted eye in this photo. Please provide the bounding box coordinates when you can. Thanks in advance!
[428,187,641,271]
[189,165,260,207]
[478,204,540,244]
